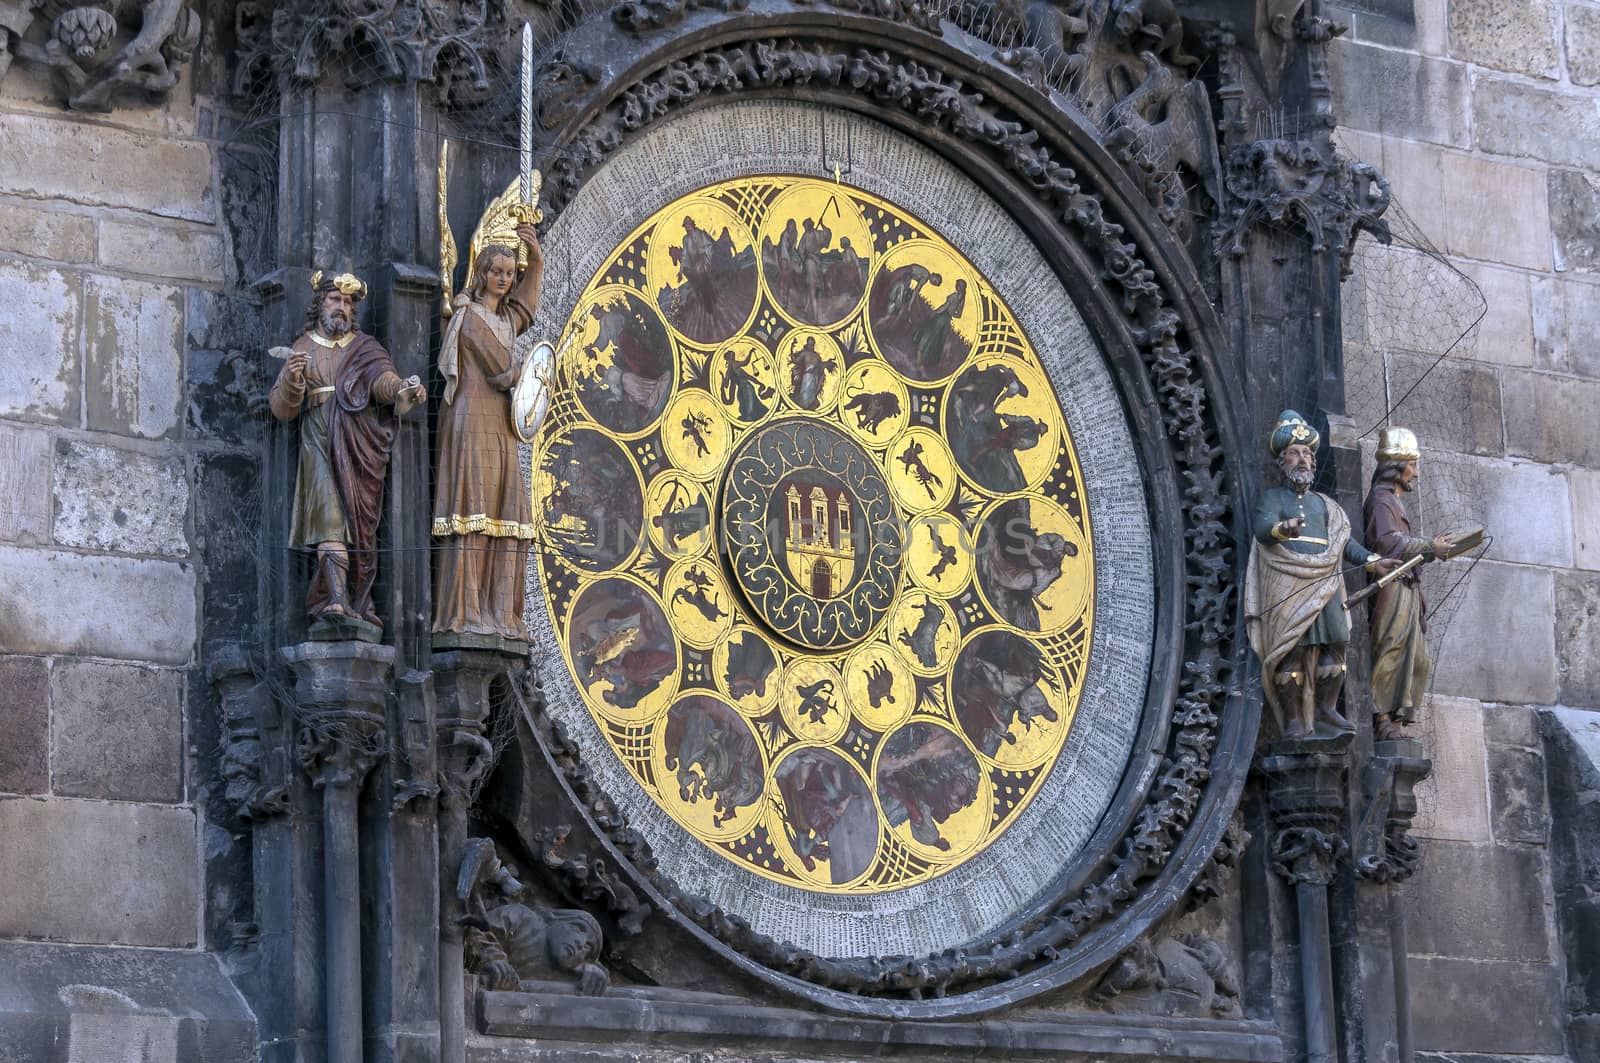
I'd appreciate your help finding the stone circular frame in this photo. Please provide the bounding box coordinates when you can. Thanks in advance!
[527,100,1155,957]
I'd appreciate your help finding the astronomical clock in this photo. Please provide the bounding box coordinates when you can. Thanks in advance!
[516,100,1206,979]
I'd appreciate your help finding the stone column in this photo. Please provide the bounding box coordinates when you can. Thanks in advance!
[431,649,524,1063]
[1263,736,1352,1063]
[283,640,394,1063]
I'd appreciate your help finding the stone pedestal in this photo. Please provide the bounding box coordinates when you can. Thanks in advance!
[282,640,394,1063]
[1356,738,1432,1063]
[1263,734,1352,1063]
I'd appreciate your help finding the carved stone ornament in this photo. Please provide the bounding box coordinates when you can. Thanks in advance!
[1089,931,1242,1017]
[1219,137,1393,278]
[1355,739,1431,883]
[232,0,512,103]
[502,9,1250,1013]
[0,0,200,111]
[458,837,612,996]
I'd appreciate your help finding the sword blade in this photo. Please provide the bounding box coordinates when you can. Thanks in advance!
[519,21,534,208]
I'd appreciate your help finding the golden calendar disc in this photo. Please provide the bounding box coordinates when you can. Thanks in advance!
[533,175,1095,894]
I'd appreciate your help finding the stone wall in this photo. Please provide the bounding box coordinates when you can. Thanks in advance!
[1332,1,1600,1058]
[0,43,256,1062]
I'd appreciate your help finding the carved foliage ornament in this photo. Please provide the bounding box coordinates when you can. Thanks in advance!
[1219,138,1393,278]
[232,0,511,103]
[0,0,200,111]
[527,32,1239,1002]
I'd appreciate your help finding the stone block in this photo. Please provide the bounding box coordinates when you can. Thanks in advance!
[52,438,189,558]
[0,423,51,545]
[1442,157,1551,271]
[1448,0,1560,77]
[84,276,183,440]
[0,798,198,946]
[1329,42,1471,148]
[0,546,195,665]
[1572,467,1600,571]
[1414,695,1491,843]
[1562,276,1600,377]
[1503,370,1600,466]
[1412,453,1571,568]
[1557,570,1600,708]
[1531,274,1563,372]
[1376,135,1447,248]
[1456,263,1534,366]
[49,661,182,804]
[1432,561,1558,704]
[1569,1,1600,85]
[1405,840,1551,960]
[1408,957,1565,1054]
[1387,352,1503,457]
[0,203,94,264]
[0,656,48,795]
[0,113,215,224]
[1474,78,1600,170]
[0,260,80,425]
[1550,167,1600,274]
[1490,744,1549,845]
[0,941,255,1063]
[98,219,227,286]
[1484,703,1540,748]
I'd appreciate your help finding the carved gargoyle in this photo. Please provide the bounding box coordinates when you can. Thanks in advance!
[1,0,200,111]
[458,837,610,996]
[1090,932,1241,1017]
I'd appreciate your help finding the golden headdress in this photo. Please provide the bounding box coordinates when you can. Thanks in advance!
[441,170,544,318]
[1375,426,1420,463]
[311,270,368,301]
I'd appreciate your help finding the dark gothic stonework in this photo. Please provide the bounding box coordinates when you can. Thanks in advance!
[0,0,200,110]
[165,2,1512,1062]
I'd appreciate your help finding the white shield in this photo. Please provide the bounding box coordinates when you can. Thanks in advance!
[512,340,555,443]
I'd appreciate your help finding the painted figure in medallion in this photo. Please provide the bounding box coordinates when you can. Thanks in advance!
[268,270,426,629]
[975,498,1076,631]
[662,696,764,829]
[579,295,675,433]
[875,723,981,852]
[657,214,758,344]
[774,748,877,884]
[432,224,544,643]
[1244,411,1398,739]
[1363,427,1451,741]
[950,364,1051,493]
[952,630,1059,756]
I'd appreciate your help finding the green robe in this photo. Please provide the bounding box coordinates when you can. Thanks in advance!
[1251,487,1375,645]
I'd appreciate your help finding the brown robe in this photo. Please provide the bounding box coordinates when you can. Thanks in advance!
[431,297,535,641]
[269,331,406,624]
[1364,482,1433,723]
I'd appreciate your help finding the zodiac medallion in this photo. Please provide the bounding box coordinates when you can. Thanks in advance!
[535,175,1097,895]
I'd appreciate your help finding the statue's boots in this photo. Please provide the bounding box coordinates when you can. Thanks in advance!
[1312,651,1354,736]
[313,549,352,619]
[1275,659,1313,739]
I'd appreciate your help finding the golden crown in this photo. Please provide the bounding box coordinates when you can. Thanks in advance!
[311,270,368,300]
